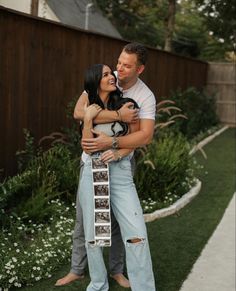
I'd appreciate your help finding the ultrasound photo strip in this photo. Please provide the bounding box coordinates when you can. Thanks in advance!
[91,156,111,247]
[95,211,110,223]
[95,225,111,237]
[92,157,108,169]
[93,171,108,183]
[94,184,109,196]
[95,198,110,209]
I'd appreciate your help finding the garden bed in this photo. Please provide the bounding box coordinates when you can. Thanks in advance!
[7,128,235,291]
[144,179,201,222]
[144,124,228,221]
[0,87,223,289]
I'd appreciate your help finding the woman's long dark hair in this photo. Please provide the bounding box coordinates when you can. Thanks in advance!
[84,64,139,136]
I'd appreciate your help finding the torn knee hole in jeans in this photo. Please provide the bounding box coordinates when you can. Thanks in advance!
[127,237,145,244]
[87,240,96,248]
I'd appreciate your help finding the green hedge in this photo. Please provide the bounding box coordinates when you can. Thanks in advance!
[168,87,219,139]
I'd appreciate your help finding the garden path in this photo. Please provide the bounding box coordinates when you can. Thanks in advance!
[180,193,235,291]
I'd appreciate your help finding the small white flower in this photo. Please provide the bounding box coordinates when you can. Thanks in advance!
[9,277,15,283]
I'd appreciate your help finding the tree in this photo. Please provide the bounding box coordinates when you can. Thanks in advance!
[164,0,176,51]
[194,0,236,47]
[96,0,232,60]
[96,0,166,47]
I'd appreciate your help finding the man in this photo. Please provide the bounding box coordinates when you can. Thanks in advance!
[55,42,156,288]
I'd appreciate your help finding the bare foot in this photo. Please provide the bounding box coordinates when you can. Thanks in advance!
[55,272,84,286]
[110,273,130,288]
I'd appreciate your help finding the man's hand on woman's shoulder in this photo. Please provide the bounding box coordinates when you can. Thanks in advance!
[119,102,139,123]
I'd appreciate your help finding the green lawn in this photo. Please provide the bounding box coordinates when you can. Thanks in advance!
[13,128,235,291]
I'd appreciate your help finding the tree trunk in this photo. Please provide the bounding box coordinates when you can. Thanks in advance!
[164,0,176,52]
[31,0,39,16]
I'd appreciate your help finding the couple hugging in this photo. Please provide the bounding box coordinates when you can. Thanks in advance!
[55,42,157,291]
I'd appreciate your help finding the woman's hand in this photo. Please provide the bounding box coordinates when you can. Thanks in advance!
[84,103,102,121]
[100,149,121,163]
[82,103,102,141]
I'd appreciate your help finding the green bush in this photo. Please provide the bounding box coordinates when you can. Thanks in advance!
[169,87,219,139]
[0,106,82,225]
[1,143,80,225]
[135,132,196,210]
[16,129,38,172]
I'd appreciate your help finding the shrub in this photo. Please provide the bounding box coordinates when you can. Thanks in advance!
[169,87,219,139]
[134,132,196,211]
[1,143,80,225]
[16,129,38,172]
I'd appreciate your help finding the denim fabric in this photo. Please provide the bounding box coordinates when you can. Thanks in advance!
[70,163,125,276]
[79,157,156,291]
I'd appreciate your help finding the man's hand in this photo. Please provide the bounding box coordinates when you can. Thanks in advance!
[119,102,139,123]
[81,129,112,153]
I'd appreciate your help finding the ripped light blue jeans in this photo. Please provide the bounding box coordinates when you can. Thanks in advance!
[79,156,156,291]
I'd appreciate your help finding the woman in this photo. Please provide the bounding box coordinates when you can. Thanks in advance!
[79,64,156,291]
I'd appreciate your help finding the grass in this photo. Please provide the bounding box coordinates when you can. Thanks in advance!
[12,128,235,291]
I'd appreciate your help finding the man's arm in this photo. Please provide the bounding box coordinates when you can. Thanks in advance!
[73,92,139,124]
[100,120,139,163]
[117,119,154,148]
[81,119,155,152]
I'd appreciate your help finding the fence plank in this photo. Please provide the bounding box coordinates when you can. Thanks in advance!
[206,62,236,127]
[0,6,208,176]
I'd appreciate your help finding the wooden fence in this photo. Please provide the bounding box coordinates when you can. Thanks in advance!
[0,6,208,176]
[206,62,236,126]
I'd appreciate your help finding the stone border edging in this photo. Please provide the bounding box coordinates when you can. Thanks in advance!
[189,125,229,156]
[144,179,202,222]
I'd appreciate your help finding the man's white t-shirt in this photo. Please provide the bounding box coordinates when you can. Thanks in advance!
[81,75,156,162]
[117,77,156,120]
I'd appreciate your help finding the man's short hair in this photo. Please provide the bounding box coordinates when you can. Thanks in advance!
[123,42,148,66]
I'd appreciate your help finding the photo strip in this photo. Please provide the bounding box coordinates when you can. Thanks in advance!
[95,239,111,247]
[95,198,109,210]
[91,156,111,246]
[95,225,111,238]
[92,157,108,169]
[95,211,110,223]
[94,184,109,196]
[93,171,108,183]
